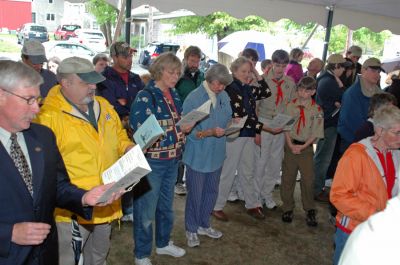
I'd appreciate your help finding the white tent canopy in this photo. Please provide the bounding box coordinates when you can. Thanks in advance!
[124,0,400,35]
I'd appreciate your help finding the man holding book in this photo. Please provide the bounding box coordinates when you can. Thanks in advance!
[35,57,134,265]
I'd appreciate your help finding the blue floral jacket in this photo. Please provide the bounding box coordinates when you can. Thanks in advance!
[130,80,184,160]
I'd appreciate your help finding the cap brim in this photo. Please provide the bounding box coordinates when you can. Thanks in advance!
[368,66,385,73]
[29,55,47,64]
[77,71,106,84]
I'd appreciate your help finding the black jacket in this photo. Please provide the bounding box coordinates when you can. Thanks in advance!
[0,123,91,265]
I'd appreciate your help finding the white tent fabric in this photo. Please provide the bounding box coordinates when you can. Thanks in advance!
[125,0,400,35]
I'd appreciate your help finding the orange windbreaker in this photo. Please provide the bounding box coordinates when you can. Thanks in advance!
[330,139,400,233]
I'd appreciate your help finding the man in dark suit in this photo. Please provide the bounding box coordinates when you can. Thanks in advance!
[0,60,117,265]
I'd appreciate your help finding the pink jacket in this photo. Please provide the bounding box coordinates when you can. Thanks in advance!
[284,61,303,84]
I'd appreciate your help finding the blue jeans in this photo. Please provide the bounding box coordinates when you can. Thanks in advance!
[133,158,178,259]
[313,126,337,195]
[333,228,350,265]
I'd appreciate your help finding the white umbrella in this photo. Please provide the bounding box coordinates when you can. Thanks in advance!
[382,57,400,73]
[218,30,271,61]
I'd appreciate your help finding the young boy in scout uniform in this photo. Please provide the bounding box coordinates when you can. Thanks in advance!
[254,49,297,210]
[280,76,324,227]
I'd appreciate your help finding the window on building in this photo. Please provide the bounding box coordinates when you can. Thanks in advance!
[46,14,55,21]
[32,12,36,23]
[49,0,53,3]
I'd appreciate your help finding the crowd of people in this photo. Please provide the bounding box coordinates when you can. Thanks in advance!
[1,38,400,265]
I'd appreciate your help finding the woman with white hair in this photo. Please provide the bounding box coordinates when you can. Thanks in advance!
[182,63,233,248]
[330,104,400,265]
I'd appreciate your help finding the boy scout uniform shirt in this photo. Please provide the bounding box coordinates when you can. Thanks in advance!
[258,69,297,119]
[285,97,324,142]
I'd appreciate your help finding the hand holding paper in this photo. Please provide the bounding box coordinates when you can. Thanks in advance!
[97,145,152,204]
[225,116,247,136]
[82,183,125,206]
[177,100,211,126]
[133,114,165,151]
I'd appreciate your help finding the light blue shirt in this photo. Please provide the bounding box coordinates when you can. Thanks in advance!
[182,84,232,173]
[0,127,32,171]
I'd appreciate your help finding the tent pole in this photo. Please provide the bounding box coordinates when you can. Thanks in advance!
[125,0,132,44]
[322,5,334,62]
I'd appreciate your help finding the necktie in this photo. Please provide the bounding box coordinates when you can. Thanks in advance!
[10,133,33,196]
[272,79,284,106]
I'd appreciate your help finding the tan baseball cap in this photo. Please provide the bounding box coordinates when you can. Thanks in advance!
[21,40,47,64]
[362,57,384,72]
[327,54,353,67]
[58,57,106,84]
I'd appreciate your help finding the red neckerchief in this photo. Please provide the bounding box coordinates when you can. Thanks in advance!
[297,105,305,135]
[272,79,284,106]
[374,147,395,198]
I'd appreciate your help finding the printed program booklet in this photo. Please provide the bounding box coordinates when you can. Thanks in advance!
[267,113,295,129]
[133,114,165,151]
[97,145,151,204]
[177,99,212,126]
[225,116,248,136]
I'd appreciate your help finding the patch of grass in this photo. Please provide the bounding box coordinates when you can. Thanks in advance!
[0,34,20,52]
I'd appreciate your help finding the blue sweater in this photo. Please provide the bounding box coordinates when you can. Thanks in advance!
[337,79,372,143]
[182,84,232,173]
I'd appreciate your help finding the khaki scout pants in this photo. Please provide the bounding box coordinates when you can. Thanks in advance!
[280,143,316,212]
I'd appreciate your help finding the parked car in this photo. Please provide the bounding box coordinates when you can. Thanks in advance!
[138,42,180,69]
[42,41,96,62]
[70,29,107,53]
[54,24,81,40]
[17,23,49,45]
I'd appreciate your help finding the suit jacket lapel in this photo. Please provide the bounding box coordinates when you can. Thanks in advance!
[23,129,44,204]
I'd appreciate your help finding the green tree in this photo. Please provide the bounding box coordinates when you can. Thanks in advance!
[169,13,390,59]
[353,28,391,56]
[168,12,271,40]
[328,25,348,53]
[86,0,118,45]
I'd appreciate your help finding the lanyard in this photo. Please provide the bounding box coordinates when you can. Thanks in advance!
[374,148,395,199]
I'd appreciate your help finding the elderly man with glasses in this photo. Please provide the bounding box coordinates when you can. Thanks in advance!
[0,60,121,265]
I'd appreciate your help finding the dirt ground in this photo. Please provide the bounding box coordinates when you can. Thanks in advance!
[107,184,335,265]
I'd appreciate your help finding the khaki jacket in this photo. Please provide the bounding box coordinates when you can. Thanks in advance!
[257,69,296,119]
[285,97,324,142]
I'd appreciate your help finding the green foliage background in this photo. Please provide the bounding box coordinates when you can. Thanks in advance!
[168,12,391,57]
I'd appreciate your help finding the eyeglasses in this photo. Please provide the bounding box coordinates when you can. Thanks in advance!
[384,128,400,136]
[0,88,42,105]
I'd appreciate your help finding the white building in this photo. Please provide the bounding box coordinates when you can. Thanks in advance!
[32,0,97,32]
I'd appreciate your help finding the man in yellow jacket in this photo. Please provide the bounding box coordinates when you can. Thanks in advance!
[35,57,134,265]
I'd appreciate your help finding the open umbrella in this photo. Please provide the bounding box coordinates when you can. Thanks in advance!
[218,30,287,62]
[218,31,271,61]
[382,57,400,73]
